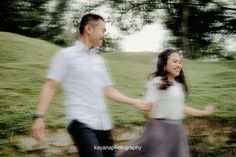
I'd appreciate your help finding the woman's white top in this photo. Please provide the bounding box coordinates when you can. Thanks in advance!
[144,77,185,120]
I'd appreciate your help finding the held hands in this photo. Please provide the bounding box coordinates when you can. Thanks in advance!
[31,118,45,142]
[132,99,152,111]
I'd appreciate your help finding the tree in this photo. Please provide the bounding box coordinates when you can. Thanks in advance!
[0,0,70,46]
[161,0,229,58]
[99,34,121,53]
[0,0,50,37]
[40,0,71,46]
[103,0,236,58]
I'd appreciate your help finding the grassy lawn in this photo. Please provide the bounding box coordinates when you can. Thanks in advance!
[104,52,236,124]
[0,32,235,156]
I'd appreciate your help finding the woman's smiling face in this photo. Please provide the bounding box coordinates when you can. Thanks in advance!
[165,52,182,79]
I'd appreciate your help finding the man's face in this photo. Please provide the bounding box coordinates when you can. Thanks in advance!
[89,19,106,48]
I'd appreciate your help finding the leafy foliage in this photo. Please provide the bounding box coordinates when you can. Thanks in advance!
[0,0,70,46]
[104,0,236,58]
[0,0,50,37]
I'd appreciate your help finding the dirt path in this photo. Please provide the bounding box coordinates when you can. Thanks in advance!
[15,119,236,157]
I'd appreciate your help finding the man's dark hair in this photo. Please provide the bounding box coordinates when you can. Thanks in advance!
[79,13,105,35]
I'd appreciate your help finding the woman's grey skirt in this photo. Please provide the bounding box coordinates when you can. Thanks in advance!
[116,119,190,157]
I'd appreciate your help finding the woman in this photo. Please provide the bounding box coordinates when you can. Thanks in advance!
[116,48,214,157]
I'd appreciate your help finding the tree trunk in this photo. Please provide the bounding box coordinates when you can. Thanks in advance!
[181,0,191,58]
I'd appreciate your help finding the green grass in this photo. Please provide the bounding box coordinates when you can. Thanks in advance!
[183,59,236,121]
[0,32,236,156]
[0,32,63,155]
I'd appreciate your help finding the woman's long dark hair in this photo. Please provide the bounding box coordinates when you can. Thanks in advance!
[149,48,188,95]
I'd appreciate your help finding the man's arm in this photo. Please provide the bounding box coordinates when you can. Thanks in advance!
[104,85,151,111]
[31,79,58,142]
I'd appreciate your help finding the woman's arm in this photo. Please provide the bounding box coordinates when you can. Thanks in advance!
[184,106,214,116]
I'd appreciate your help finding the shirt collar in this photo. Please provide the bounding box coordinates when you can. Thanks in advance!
[74,41,97,54]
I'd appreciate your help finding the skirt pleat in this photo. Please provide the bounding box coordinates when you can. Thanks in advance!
[116,119,190,157]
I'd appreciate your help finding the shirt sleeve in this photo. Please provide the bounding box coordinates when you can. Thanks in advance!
[47,50,68,82]
[144,80,157,103]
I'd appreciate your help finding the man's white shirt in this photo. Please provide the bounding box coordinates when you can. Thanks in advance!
[47,41,113,130]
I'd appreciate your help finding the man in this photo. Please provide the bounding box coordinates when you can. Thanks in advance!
[31,13,150,157]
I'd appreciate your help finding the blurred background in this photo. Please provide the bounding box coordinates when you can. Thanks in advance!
[1,0,236,57]
[0,0,236,156]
